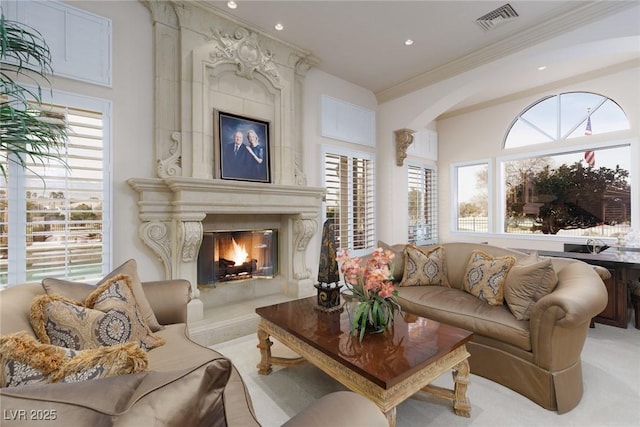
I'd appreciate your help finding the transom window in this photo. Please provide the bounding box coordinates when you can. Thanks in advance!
[504,92,629,148]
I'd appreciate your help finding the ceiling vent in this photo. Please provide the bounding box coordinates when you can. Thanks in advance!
[475,3,519,31]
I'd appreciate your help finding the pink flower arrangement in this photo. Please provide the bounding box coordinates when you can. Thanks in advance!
[337,247,401,341]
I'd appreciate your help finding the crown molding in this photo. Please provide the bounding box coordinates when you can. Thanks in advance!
[376,1,637,104]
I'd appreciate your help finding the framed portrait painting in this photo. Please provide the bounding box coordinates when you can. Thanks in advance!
[216,111,271,183]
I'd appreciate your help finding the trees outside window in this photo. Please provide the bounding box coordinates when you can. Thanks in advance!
[504,147,631,236]
[502,91,631,237]
[454,162,489,233]
[452,91,633,238]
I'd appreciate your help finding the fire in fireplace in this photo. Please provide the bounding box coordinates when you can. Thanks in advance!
[198,229,278,285]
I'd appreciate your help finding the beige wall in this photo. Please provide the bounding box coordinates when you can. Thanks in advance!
[436,64,640,250]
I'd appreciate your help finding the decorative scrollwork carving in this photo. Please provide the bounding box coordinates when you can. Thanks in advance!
[179,221,203,262]
[139,221,172,278]
[157,132,182,178]
[394,128,415,166]
[208,27,281,84]
[292,217,318,280]
[293,53,319,76]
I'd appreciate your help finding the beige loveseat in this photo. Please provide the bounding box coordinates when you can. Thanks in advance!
[384,242,608,414]
[0,261,387,427]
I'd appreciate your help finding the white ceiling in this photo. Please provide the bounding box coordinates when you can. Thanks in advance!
[204,1,640,111]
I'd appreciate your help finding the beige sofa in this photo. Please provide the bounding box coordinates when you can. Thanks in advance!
[387,242,608,414]
[0,273,387,426]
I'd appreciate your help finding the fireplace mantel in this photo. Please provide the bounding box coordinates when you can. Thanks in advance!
[128,177,325,219]
[128,177,325,321]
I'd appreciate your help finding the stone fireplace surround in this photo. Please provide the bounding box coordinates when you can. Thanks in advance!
[128,1,324,322]
[127,177,324,321]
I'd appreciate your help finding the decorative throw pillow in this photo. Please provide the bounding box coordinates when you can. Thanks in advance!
[463,250,516,305]
[31,274,165,351]
[42,259,164,332]
[400,245,450,287]
[377,241,406,281]
[0,332,148,387]
[504,258,559,320]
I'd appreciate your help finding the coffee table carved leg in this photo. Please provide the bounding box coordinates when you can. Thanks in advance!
[419,356,471,417]
[257,328,273,375]
[452,359,471,417]
[384,407,397,427]
[257,326,306,375]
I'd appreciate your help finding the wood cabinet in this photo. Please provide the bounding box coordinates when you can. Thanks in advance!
[585,261,627,328]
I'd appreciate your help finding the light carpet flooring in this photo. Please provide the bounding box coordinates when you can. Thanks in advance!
[212,320,640,427]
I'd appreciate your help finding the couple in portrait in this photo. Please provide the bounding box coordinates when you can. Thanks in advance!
[222,127,268,182]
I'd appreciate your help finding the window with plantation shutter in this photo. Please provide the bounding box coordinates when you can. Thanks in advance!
[408,164,438,245]
[0,94,110,288]
[323,149,375,255]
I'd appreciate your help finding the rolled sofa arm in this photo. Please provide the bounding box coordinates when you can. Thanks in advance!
[531,261,608,329]
[529,260,608,370]
[141,280,191,325]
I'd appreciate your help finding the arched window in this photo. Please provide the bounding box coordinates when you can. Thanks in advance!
[504,92,629,148]
[499,92,632,237]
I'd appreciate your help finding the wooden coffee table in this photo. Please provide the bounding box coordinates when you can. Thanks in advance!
[255,297,473,426]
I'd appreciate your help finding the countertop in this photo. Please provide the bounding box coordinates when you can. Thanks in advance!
[516,247,640,268]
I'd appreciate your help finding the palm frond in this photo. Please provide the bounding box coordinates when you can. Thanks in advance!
[0,11,67,179]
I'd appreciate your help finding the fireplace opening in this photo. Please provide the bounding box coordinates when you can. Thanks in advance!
[198,229,278,285]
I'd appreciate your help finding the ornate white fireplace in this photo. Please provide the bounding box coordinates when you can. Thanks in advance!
[128,1,323,321]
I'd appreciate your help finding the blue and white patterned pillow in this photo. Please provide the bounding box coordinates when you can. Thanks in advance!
[463,250,516,305]
[400,245,450,287]
[30,274,165,351]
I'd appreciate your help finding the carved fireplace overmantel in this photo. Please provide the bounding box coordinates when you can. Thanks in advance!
[134,1,323,321]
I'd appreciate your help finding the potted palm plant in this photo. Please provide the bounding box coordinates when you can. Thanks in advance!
[1,11,67,178]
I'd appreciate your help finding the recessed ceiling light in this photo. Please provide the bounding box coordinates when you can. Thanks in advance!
[538,65,547,71]
[227,1,237,9]
[274,23,284,31]
[404,39,414,46]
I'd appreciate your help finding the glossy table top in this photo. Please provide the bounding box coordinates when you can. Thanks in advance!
[256,296,473,389]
